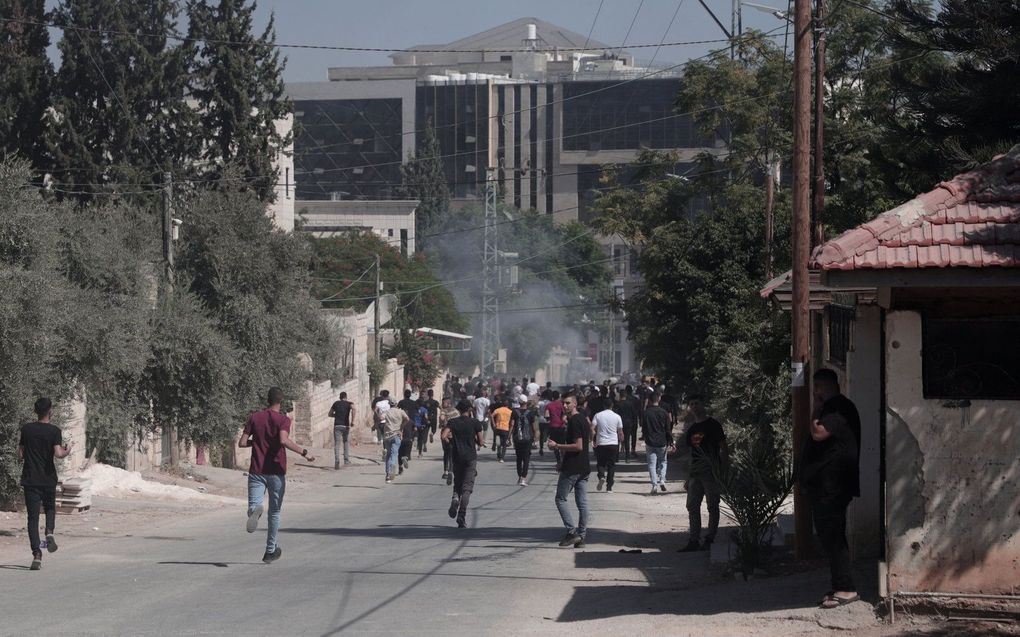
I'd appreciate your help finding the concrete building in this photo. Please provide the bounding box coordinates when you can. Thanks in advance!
[287,17,725,377]
[765,146,1020,602]
[297,199,419,256]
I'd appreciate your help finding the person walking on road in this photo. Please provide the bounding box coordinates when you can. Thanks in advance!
[544,391,565,468]
[511,399,537,485]
[592,403,623,493]
[439,397,459,485]
[614,385,641,462]
[381,404,408,483]
[329,392,355,469]
[424,389,440,446]
[19,397,72,571]
[442,399,485,528]
[238,387,315,564]
[642,393,675,495]
[680,395,727,552]
[473,388,491,447]
[547,393,591,548]
[801,368,861,609]
[490,399,513,462]
[372,390,392,446]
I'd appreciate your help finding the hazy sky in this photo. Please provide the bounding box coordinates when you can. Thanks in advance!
[248,0,790,82]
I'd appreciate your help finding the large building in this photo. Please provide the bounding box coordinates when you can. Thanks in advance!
[288,18,725,377]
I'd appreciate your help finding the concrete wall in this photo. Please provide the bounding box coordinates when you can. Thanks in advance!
[843,304,883,559]
[884,310,1020,593]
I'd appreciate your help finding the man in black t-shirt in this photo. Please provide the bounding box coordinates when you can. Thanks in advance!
[19,397,71,570]
[328,392,356,469]
[680,395,727,552]
[423,389,441,445]
[614,385,642,461]
[547,393,591,548]
[441,400,485,528]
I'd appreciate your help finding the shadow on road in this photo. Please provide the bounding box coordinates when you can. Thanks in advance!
[157,560,264,567]
[0,564,31,570]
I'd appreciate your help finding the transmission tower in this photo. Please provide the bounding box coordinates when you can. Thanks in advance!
[481,168,500,375]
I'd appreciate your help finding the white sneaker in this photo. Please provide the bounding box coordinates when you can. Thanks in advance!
[521,479,528,486]
[517,477,523,486]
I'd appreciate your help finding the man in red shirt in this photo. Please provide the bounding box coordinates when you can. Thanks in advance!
[238,387,315,563]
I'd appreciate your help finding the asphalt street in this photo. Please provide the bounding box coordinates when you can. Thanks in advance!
[0,443,839,636]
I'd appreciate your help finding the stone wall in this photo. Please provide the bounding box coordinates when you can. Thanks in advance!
[885,310,1020,594]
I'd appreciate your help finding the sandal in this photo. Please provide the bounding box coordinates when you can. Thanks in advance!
[820,594,859,609]
[818,591,834,605]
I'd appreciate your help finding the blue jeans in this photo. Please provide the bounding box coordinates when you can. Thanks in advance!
[248,473,285,553]
[334,427,350,464]
[555,473,590,539]
[647,446,668,487]
[384,435,401,477]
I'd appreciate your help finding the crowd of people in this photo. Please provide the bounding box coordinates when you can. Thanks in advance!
[15,369,861,610]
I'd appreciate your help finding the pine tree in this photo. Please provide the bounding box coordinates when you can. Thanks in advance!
[398,123,450,251]
[881,0,1020,194]
[185,0,290,202]
[0,0,52,172]
[47,0,194,202]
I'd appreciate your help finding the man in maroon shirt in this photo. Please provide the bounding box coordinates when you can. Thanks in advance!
[238,387,315,563]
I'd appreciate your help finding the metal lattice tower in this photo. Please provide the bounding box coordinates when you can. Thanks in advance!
[481,168,500,375]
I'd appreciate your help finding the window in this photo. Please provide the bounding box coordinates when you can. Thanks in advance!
[923,317,1020,400]
[285,167,290,199]
[400,228,408,256]
[828,305,854,367]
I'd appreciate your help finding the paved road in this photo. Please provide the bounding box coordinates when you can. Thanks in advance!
[0,444,842,636]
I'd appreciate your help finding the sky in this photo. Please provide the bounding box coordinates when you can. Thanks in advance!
[247,0,791,82]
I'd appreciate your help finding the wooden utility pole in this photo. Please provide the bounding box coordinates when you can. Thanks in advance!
[764,158,776,280]
[813,0,827,247]
[791,0,814,559]
[162,172,180,468]
[374,253,381,359]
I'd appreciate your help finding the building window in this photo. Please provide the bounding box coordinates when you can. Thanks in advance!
[923,317,1020,400]
[400,228,408,256]
[827,304,853,367]
[285,167,290,199]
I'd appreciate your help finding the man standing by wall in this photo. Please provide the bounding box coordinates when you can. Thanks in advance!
[680,395,727,552]
[442,399,484,528]
[329,391,355,469]
[547,393,591,548]
[642,393,674,495]
[238,387,315,563]
[19,397,71,571]
[801,368,861,608]
[592,401,623,493]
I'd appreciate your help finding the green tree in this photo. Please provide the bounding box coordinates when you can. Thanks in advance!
[398,123,450,250]
[875,0,1020,196]
[185,0,290,202]
[0,0,52,172]
[48,0,194,201]
[309,230,467,335]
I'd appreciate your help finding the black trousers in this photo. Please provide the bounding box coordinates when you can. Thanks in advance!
[538,422,550,453]
[595,445,618,488]
[622,422,638,456]
[514,441,532,478]
[494,430,509,460]
[24,486,56,555]
[812,495,855,592]
[416,427,429,454]
[451,459,478,523]
[442,439,452,473]
[399,437,413,461]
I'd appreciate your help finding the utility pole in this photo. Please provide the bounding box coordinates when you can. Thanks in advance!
[161,171,180,468]
[764,157,777,280]
[481,168,500,376]
[813,0,827,247]
[374,253,381,359]
[791,0,813,559]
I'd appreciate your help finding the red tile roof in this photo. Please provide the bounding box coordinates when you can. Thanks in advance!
[811,146,1020,270]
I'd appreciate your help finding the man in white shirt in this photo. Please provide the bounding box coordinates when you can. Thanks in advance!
[526,377,540,399]
[592,405,624,493]
[473,389,491,445]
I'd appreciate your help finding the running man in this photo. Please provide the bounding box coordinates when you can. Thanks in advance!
[473,388,491,447]
[592,401,623,493]
[547,393,591,548]
[439,397,459,485]
[329,391,355,469]
[381,403,408,483]
[441,399,484,528]
[511,399,537,485]
[239,387,315,563]
[424,389,440,446]
[372,390,392,446]
[490,399,513,462]
[19,397,71,571]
